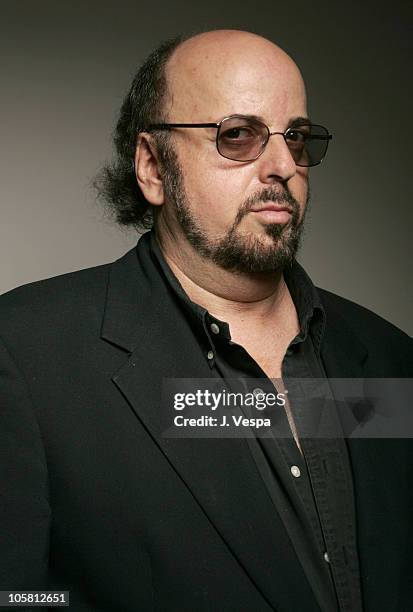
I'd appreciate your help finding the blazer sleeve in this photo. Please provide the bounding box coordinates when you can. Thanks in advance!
[0,335,51,591]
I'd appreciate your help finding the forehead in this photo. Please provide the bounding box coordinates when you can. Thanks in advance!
[165,37,307,124]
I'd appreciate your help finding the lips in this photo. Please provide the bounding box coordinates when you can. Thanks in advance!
[250,203,292,214]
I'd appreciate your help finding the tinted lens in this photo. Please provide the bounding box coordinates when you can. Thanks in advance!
[285,124,330,167]
[217,116,268,161]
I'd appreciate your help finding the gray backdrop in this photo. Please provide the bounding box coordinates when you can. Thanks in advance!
[1,0,412,335]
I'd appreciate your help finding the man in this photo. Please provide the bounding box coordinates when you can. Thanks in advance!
[0,30,411,612]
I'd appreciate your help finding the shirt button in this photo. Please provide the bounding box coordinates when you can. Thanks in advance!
[323,552,330,563]
[290,465,301,478]
[210,323,220,335]
[207,350,214,360]
[253,387,264,397]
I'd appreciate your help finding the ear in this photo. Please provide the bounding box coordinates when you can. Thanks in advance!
[134,133,165,206]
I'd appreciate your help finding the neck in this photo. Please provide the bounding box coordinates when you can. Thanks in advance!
[154,228,296,330]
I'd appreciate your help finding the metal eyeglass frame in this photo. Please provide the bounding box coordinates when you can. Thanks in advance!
[148,114,333,166]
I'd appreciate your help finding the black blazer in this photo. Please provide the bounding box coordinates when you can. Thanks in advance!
[0,234,412,611]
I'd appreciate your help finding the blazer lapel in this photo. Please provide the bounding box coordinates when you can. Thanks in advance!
[101,236,323,612]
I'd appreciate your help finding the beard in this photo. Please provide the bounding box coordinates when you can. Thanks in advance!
[159,140,309,274]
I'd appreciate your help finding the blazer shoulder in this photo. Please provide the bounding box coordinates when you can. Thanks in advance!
[1,260,110,307]
[0,261,112,343]
[317,287,412,362]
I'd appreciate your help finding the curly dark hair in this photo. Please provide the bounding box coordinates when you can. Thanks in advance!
[93,36,184,231]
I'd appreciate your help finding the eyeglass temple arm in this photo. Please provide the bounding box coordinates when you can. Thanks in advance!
[148,123,219,130]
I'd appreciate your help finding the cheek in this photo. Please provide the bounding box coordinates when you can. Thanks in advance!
[180,154,249,231]
[187,173,238,231]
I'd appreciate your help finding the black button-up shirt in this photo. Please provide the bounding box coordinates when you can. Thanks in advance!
[149,230,363,612]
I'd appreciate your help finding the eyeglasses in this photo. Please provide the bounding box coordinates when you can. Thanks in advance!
[148,115,332,167]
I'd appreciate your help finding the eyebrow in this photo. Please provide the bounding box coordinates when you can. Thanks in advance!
[289,116,312,127]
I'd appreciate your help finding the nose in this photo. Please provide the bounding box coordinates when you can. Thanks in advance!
[256,132,297,185]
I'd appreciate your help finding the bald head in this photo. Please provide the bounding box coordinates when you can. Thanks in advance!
[170,29,301,79]
[163,30,307,125]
